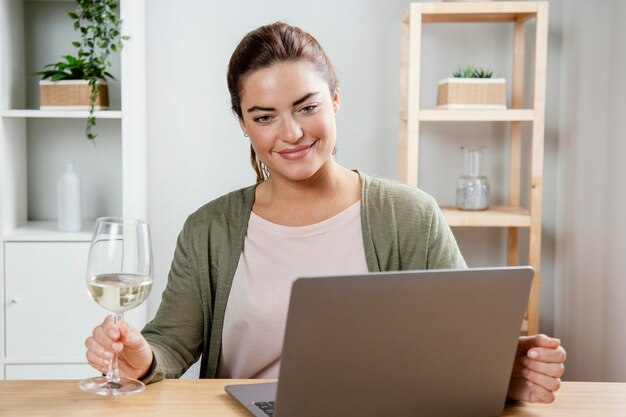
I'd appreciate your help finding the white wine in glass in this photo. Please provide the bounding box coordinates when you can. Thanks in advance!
[80,217,153,396]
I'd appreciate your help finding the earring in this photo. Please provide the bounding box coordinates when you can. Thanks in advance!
[260,160,271,180]
[243,132,249,137]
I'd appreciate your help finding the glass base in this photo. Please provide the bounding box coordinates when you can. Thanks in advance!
[79,376,145,396]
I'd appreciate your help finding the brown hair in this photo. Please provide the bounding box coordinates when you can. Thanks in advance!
[227,22,339,182]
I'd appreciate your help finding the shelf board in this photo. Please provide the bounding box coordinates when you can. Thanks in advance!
[403,2,539,24]
[441,205,530,227]
[399,109,535,123]
[2,221,95,242]
[419,109,534,122]
[1,109,122,119]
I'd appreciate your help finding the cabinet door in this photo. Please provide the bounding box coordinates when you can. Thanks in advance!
[4,242,105,360]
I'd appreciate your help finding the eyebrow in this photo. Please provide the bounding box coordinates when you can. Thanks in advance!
[246,91,319,113]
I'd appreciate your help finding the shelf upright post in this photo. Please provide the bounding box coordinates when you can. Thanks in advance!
[527,2,549,336]
[398,4,422,187]
[507,16,527,268]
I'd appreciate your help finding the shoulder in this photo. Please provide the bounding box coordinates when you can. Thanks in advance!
[182,184,256,235]
[359,171,438,216]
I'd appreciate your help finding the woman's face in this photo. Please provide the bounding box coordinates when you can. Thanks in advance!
[238,61,340,183]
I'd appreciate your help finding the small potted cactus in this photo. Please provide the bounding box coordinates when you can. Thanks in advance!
[437,65,506,109]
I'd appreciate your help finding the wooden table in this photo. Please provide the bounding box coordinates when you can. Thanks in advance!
[0,379,624,416]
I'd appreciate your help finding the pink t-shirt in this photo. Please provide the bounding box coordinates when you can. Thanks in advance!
[216,201,368,378]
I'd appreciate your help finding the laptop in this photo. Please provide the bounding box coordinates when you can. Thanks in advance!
[225,266,532,417]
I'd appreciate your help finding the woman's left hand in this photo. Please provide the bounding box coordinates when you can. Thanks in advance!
[507,334,567,403]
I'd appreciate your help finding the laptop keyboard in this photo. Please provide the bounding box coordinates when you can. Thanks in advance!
[254,401,275,416]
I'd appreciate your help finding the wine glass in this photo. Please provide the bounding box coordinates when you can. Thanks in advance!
[80,217,153,396]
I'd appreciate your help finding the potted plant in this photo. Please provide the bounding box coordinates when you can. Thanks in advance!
[36,0,128,141]
[437,65,507,110]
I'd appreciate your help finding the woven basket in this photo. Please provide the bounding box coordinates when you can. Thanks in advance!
[437,78,506,109]
[39,80,109,110]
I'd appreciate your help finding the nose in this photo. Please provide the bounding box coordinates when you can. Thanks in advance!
[279,115,303,143]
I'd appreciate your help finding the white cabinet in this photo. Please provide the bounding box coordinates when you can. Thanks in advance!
[5,242,101,358]
[0,0,147,379]
[4,242,104,380]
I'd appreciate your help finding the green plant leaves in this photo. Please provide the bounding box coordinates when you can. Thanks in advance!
[38,0,129,141]
[34,55,87,80]
[452,65,494,78]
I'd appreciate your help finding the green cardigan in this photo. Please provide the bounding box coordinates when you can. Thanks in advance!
[141,172,466,383]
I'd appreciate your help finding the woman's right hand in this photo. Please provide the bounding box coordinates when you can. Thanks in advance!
[85,315,154,380]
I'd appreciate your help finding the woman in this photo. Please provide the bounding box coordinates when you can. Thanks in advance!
[85,22,565,403]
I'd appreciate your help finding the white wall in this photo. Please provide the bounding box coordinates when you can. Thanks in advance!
[144,0,575,369]
[555,0,626,382]
[145,0,411,313]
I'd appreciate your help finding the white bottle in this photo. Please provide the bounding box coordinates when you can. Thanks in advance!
[57,162,82,232]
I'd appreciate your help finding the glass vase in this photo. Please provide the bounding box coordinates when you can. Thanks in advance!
[456,146,490,211]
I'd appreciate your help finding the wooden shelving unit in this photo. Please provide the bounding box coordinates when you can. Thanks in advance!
[398,2,549,335]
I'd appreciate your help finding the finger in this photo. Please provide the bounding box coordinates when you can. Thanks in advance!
[86,349,111,372]
[527,345,567,364]
[523,367,562,392]
[92,322,123,353]
[92,324,111,344]
[522,357,565,378]
[117,320,134,342]
[85,336,115,361]
[519,334,561,350]
[120,324,147,350]
[92,326,122,354]
[86,358,108,375]
[102,315,121,340]
[527,380,557,403]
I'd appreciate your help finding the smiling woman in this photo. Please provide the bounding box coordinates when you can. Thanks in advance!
[236,61,348,226]
[239,62,339,181]
[84,21,566,405]
[227,22,339,183]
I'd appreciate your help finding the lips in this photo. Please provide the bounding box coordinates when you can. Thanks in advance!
[276,141,317,160]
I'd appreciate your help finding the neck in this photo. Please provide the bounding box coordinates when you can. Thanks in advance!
[266,160,345,203]
[253,160,361,226]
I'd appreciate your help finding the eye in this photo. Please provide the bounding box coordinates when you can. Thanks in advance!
[253,115,272,123]
[300,104,319,114]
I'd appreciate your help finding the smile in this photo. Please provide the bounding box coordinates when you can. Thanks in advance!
[276,141,317,161]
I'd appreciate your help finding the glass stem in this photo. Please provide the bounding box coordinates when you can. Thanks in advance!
[107,312,124,386]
